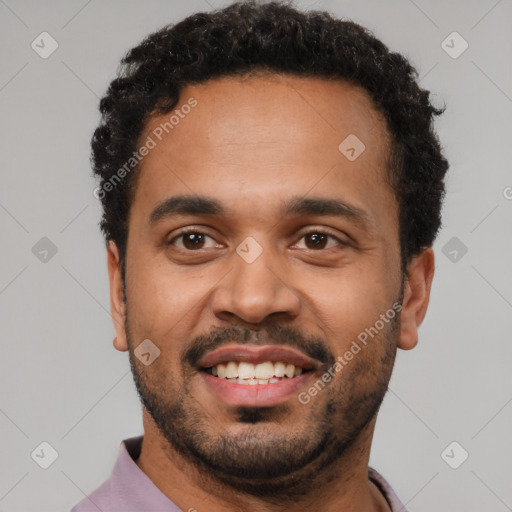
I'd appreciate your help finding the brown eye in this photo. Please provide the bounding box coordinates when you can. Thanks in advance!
[181,232,206,250]
[168,231,215,250]
[297,230,347,251]
[304,232,328,249]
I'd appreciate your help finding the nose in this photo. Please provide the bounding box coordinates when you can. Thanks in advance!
[210,243,301,325]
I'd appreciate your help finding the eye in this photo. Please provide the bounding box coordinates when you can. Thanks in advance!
[167,228,349,252]
[295,230,348,250]
[167,229,219,250]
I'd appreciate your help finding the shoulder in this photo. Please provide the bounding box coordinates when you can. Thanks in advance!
[368,466,408,512]
[69,477,114,512]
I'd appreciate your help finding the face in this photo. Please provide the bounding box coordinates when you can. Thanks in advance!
[108,73,433,497]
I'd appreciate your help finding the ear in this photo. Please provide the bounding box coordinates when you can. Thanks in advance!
[398,247,435,351]
[107,240,128,352]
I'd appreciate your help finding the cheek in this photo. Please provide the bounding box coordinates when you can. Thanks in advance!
[332,316,398,403]
[125,256,205,345]
[310,267,394,347]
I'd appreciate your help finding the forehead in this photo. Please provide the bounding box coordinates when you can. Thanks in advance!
[132,73,395,230]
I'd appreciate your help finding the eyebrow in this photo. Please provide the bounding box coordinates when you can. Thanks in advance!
[149,195,228,224]
[149,194,371,230]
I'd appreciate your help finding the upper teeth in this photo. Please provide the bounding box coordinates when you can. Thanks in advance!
[212,361,303,379]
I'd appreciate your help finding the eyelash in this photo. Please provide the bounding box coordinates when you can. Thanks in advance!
[167,228,348,251]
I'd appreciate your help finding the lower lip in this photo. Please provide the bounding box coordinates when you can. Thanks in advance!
[200,371,312,407]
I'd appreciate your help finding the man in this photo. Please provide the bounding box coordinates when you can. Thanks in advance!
[72,1,448,510]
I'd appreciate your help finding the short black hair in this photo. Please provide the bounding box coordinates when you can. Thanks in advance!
[92,0,449,276]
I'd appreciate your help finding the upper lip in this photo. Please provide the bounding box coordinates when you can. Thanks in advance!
[196,344,320,371]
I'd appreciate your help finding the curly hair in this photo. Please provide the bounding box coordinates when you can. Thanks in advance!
[92,0,449,276]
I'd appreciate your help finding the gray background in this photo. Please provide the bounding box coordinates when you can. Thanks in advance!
[1,0,511,511]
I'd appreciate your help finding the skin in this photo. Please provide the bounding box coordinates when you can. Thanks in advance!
[107,73,435,512]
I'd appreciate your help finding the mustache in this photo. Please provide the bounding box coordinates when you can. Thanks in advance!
[182,323,335,369]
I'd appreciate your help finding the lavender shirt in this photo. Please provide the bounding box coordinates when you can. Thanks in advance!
[70,435,407,512]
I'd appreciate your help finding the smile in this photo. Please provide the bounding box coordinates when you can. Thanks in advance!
[205,360,307,385]
[196,344,320,407]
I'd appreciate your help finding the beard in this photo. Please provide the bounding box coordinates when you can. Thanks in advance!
[126,298,402,500]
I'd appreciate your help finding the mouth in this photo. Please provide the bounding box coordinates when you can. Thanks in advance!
[196,344,319,407]
[203,360,309,385]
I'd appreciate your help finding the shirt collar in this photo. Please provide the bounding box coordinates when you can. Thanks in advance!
[109,435,181,511]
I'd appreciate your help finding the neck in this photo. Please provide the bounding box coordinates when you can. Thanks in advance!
[135,409,390,512]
